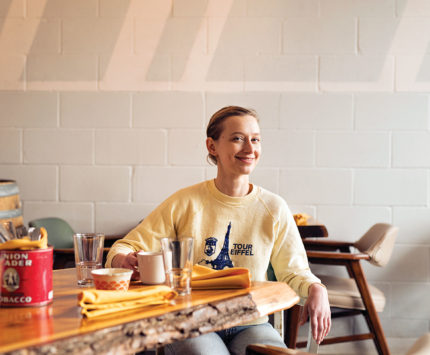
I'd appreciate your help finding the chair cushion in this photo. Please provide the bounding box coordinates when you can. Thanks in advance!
[318,274,385,312]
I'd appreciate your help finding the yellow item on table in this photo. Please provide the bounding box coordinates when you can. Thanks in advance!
[78,285,177,319]
[0,227,48,250]
[293,213,311,226]
[191,264,251,289]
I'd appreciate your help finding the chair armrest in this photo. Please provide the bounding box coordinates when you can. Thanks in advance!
[303,239,354,248]
[307,250,370,261]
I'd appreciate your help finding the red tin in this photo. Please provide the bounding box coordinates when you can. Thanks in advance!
[0,247,53,307]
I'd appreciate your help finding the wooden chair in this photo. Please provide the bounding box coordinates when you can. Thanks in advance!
[290,223,398,355]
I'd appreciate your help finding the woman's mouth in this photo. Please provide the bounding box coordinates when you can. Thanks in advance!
[235,156,255,163]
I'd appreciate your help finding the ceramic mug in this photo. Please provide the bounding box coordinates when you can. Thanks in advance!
[137,251,165,285]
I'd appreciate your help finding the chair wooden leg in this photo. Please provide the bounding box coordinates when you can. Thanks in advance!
[349,261,390,355]
[284,304,302,348]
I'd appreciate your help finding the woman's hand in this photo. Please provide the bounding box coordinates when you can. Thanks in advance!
[300,283,331,344]
[112,252,139,280]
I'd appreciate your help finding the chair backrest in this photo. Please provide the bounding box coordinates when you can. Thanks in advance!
[29,217,75,249]
[353,223,398,267]
[406,333,430,355]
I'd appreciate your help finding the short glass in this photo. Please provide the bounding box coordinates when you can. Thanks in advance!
[73,233,104,287]
[160,237,193,296]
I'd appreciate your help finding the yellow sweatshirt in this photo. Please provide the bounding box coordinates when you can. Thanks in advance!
[106,179,320,300]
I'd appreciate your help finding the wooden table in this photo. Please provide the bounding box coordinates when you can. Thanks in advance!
[0,269,299,355]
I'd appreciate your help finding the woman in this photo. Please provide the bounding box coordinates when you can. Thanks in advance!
[106,106,331,355]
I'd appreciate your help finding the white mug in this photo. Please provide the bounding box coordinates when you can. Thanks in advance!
[137,251,165,285]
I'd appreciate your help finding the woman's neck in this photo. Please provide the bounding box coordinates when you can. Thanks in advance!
[214,175,251,197]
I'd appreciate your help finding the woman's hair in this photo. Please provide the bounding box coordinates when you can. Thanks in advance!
[206,106,259,165]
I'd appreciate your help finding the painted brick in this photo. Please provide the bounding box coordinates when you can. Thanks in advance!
[96,129,166,165]
[247,0,318,17]
[0,0,24,17]
[0,54,25,90]
[63,19,132,54]
[99,0,172,18]
[279,169,352,205]
[23,129,93,164]
[259,130,314,167]
[27,54,97,90]
[385,318,430,338]
[61,92,130,128]
[99,54,170,91]
[393,132,430,167]
[208,18,281,55]
[354,169,427,206]
[316,132,390,167]
[0,19,60,54]
[168,129,206,166]
[283,18,355,54]
[392,283,430,319]
[397,0,430,16]
[60,166,130,202]
[27,0,98,18]
[95,203,155,235]
[0,129,21,163]
[23,202,94,234]
[355,94,428,130]
[244,55,317,92]
[396,55,430,92]
[135,18,207,55]
[173,0,246,16]
[249,168,279,194]
[320,0,395,17]
[133,92,204,128]
[0,165,57,201]
[206,93,280,129]
[280,94,353,129]
[171,54,244,92]
[133,166,204,203]
[0,92,57,128]
[393,207,430,245]
[360,18,430,54]
[320,55,394,91]
[317,206,391,242]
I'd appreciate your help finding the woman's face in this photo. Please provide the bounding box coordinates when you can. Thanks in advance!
[207,115,261,178]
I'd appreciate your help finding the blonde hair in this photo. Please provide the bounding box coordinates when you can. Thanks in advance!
[206,106,259,165]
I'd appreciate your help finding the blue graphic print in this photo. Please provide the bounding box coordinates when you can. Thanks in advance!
[200,222,234,270]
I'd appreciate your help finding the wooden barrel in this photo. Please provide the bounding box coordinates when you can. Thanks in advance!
[0,180,24,236]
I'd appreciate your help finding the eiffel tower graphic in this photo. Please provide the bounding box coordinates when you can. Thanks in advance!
[209,222,234,270]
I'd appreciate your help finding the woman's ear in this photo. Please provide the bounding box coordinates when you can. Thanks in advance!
[206,137,217,156]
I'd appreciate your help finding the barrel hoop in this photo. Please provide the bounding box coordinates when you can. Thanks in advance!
[0,208,22,219]
[0,183,20,197]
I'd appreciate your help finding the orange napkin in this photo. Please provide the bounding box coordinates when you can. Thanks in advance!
[293,213,311,226]
[78,285,177,319]
[0,228,48,250]
[191,264,251,289]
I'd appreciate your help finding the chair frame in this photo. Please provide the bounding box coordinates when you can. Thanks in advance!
[287,239,390,355]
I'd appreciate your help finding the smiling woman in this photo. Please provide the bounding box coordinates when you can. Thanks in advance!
[106,106,331,355]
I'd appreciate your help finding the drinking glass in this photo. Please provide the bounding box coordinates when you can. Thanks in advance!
[73,233,104,287]
[160,237,193,295]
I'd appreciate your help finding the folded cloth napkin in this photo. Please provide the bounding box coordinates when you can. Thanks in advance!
[191,264,251,289]
[78,285,177,319]
[0,228,48,250]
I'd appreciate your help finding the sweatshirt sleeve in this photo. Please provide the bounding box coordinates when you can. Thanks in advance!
[105,195,177,267]
[270,202,321,299]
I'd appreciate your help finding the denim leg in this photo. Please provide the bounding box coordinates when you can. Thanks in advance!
[227,323,287,355]
[164,332,230,355]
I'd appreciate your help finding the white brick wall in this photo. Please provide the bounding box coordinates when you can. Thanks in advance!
[1,0,429,346]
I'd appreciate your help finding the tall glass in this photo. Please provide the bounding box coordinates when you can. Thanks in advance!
[73,233,104,287]
[161,237,193,296]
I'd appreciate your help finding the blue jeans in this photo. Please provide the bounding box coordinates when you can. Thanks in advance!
[164,322,286,355]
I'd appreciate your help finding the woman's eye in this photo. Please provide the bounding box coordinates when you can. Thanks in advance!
[252,138,260,143]
[233,137,244,141]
